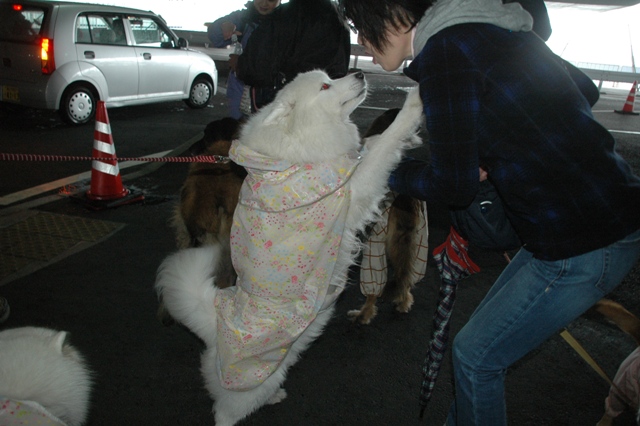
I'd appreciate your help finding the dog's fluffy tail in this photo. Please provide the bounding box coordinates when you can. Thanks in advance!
[155,245,221,346]
[592,298,640,346]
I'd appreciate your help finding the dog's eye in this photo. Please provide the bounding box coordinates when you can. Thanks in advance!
[321,83,331,91]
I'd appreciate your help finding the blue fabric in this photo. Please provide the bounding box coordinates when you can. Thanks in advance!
[207,8,260,119]
[445,227,640,425]
[226,71,245,120]
[207,10,246,48]
[390,23,640,261]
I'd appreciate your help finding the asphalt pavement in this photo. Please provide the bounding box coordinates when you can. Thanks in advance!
[1,64,640,425]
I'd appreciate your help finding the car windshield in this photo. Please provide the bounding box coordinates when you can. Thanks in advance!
[0,3,46,43]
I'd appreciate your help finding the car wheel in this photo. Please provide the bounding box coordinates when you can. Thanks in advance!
[60,84,97,125]
[185,77,212,109]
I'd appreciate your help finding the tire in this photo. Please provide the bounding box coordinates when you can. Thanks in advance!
[59,84,97,125]
[185,77,212,109]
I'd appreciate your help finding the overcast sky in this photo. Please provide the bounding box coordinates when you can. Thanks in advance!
[80,0,638,68]
[546,2,639,69]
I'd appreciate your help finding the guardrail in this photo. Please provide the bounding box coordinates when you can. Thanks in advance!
[579,68,639,89]
[173,30,638,88]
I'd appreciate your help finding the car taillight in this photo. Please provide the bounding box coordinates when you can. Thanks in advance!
[41,38,55,74]
[13,4,22,11]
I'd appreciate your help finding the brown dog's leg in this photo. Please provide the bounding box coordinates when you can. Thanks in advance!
[347,295,379,325]
[212,209,237,289]
[592,298,640,345]
[386,195,421,313]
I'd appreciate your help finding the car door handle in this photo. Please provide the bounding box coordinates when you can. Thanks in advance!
[84,51,95,59]
[142,53,151,60]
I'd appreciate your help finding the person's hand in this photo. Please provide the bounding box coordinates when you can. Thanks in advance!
[229,54,239,72]
[221,22,242,40]
[479,167,488,182]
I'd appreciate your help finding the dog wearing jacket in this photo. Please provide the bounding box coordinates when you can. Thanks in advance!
[155,70,423,425]
[0,327,93,426]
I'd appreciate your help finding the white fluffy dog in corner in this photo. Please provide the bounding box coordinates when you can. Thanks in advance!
[0,327,93,425]
[155,70,423,425]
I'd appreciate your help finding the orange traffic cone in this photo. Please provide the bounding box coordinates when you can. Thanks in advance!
[615,81,640,115]
[73,101,143,209]
[86,101,130,200]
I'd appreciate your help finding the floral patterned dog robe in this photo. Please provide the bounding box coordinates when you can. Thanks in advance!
[0,398,67,425]
[215,141,361,390]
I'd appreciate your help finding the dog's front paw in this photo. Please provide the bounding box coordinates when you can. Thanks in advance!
[405,86,422,107]
[392,88,423,143]
[347,295,378,325]
[347,308,375,325]
[401,87,423,122]
[404,133,422,149]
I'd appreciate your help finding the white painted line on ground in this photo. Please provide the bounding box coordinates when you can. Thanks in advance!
[0,150,171,206]
[358,105,390,111]
[610,129,640,135]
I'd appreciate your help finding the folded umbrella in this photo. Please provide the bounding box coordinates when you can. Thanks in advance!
[419,226,480,419]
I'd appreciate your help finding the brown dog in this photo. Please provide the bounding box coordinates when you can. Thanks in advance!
[158,117,247,325]
[347,109,429,324]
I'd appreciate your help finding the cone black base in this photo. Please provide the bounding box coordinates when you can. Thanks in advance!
[71,190,145,210]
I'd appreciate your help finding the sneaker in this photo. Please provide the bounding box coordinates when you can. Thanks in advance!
[0,297,10,323]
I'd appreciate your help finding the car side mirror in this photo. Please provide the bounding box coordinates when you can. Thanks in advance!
[177,37,188,48]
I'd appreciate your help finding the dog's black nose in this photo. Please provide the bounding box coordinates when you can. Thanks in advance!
[353,71,364,80]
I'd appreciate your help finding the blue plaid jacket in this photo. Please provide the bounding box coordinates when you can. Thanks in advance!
[390,23,640,260]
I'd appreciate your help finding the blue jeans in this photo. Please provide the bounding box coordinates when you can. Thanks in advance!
[446,227,640,426]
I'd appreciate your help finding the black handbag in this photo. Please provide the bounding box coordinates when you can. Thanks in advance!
[450,180,521,251]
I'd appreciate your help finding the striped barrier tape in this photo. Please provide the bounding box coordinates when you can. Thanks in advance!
[0,153,229,163]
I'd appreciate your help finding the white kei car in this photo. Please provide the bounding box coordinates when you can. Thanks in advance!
[0,0,218,125]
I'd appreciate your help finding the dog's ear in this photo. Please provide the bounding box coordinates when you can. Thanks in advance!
[263,100,295,126]
[51,330,68,353]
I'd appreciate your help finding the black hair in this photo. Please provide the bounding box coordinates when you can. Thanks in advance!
[338,0,433,52]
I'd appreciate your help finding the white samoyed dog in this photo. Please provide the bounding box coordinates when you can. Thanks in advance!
[0,327,93,425]
[155,70,423,425]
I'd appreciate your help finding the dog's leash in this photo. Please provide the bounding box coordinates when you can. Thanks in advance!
[560,328,637,410]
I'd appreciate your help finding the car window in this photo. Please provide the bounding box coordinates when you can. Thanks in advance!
[0,3,46,43]
[76,13,127,46]
[127,16,174,48]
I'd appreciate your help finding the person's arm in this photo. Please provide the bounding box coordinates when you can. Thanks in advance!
[392,35,482,207]
[207,10,245,48]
